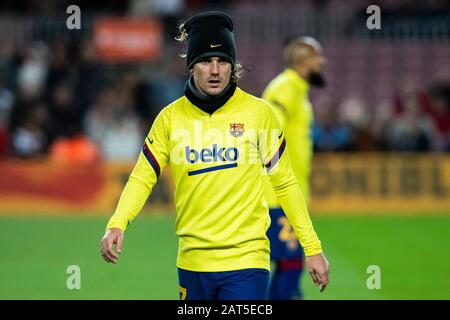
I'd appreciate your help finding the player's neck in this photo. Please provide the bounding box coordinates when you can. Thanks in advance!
[184,75,237,115]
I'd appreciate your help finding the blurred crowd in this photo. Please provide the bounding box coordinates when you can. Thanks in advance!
[312,76,450,152]
[0,0,449,163]
[0,39,187,162]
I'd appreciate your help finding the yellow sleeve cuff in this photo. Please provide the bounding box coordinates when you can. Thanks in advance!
[105,218,128,232]
[303,241,323,257]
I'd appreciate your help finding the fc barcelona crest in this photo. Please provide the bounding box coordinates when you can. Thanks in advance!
[229,123,245,138]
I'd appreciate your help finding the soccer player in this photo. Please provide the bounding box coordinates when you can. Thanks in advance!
[263,36,327,300]
[100,12,329,300]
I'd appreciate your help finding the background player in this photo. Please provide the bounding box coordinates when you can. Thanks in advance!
[263,36,327,300]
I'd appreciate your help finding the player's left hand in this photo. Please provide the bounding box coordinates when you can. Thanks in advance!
[306,252,330,292]
[100,228,124,264]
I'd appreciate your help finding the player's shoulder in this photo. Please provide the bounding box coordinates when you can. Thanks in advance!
[268,71,290,87]
[263,71,300,100]
[164,96,186,112]
[148,97,184,132]
[237,87,273,112]
[237,87,279,125]
[155,96,186,120]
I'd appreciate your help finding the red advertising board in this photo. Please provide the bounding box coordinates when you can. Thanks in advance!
[94,18,162,62]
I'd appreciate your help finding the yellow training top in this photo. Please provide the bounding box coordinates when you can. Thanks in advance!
[106,87,322,272]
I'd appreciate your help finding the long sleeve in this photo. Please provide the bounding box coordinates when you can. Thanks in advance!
[259,102,322,256]
[106,108,170,231]
[267,153,322,256]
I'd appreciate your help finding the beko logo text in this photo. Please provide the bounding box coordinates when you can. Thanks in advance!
[185,145,239,163]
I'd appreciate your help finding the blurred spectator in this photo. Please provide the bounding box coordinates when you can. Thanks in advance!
[393,76,431,117]
[45,40,75,105]
[130,0,184,38]
[133,47,186,124]
[11,103,48,158]
[391,76,448,151]
[84,83,143,161]
[130,0,184,16]
[144,53,186,122]
[388,98,435,152]
[16,42,49,100]
[372,100,395,150]
[84,89,111,144]
[0,71,12,158]
[74,39,106,117]
[48,82,81,142]
[0,78,15,123]
[313,99,352,152]
[338,97,377,151]
[0,117,10,158]
[427,80,450,151]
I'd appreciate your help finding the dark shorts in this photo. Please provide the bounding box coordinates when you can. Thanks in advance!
[267,208,304,260]
[178,268,270,300]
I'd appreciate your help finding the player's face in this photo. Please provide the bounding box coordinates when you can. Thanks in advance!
[308,50,326,74]
[192,57,232,96]
[306,50,326,87]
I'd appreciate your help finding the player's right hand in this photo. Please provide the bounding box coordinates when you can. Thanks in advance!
[100,228,124,264]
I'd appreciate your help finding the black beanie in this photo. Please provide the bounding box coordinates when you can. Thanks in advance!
[184,11,236,69]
